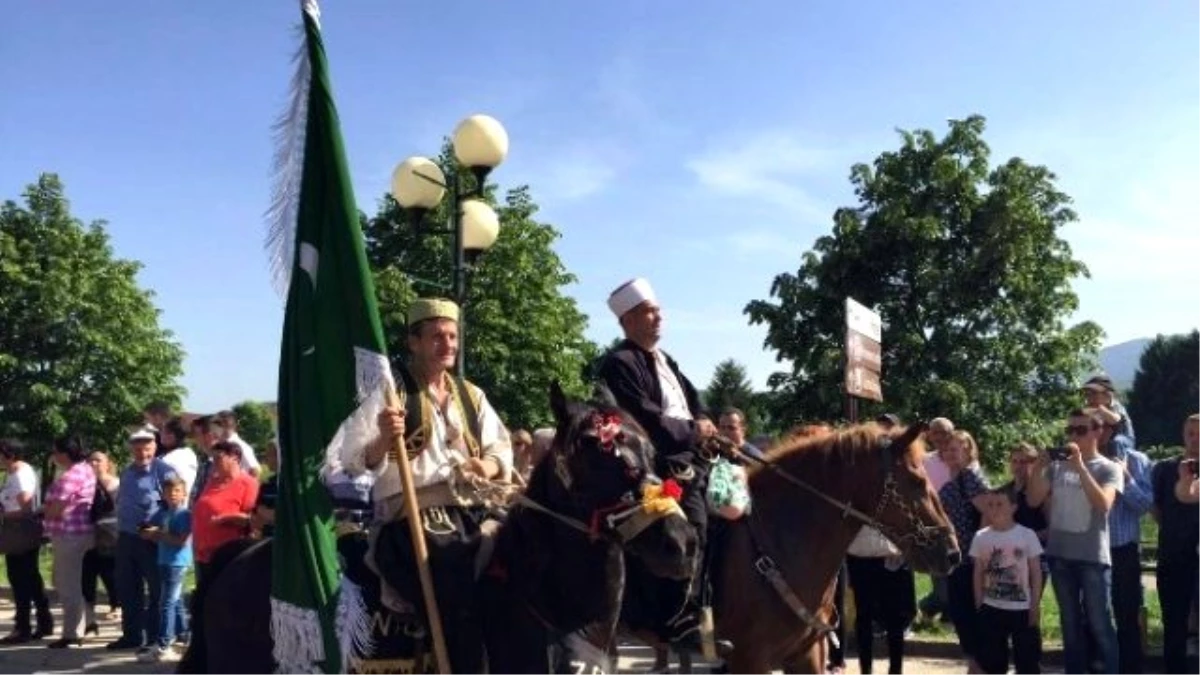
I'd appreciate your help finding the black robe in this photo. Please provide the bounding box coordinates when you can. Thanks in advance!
[598,340,701,465]
[598,340,709,634]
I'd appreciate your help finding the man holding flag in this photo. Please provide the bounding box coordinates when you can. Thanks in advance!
[264,0,413,671]
[360,298,513,673]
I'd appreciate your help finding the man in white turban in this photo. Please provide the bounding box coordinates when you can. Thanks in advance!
[596,278,720,655]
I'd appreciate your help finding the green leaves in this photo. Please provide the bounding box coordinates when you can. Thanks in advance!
[231,400,277,452]
[0,174,185,459]
[363,147,598,430]
[704,359,773,433]
[746,116,1102,471]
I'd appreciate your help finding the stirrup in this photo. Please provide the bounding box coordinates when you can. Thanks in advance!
[668,629,733,659]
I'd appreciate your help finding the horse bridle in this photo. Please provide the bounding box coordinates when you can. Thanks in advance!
[734,433,948,649]
[738,435,947,550]
[513,485,683,546]
[511,412,686,547]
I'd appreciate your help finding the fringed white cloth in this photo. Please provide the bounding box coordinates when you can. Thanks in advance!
[335,575,375,672]
[271,597,326,673]
[326,347,394,477]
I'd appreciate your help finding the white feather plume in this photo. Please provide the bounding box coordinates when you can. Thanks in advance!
[264,6,313,299]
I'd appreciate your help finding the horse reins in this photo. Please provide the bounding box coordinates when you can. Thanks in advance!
[737,439,943,549]
[732,436,941,647]
[511,490,684,546]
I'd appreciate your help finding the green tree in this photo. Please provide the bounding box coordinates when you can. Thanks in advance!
[745,116,1102,471]
[232,400,277,451]
[1127,330,1199,448]
[364,146,598,430]
[0,174,185,459]
[704,359,767,430]
[582,336,625,383]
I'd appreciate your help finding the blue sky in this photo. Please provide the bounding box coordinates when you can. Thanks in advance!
[3,1,1197,413]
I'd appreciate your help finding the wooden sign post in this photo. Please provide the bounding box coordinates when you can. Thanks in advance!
[844,297,883,422]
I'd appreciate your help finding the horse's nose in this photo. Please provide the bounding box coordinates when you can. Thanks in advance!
[946,549,962,568]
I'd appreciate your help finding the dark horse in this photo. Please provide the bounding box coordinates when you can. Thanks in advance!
[704,421,960,673]
[178,382,698,673]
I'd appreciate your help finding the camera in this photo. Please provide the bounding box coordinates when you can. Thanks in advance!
[1048,446,1071,461]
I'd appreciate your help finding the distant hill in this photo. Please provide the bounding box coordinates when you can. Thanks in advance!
[1098,338,1152,392]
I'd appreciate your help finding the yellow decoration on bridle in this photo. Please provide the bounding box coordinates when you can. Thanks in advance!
[640,482,684,517]
[608,481,686,543]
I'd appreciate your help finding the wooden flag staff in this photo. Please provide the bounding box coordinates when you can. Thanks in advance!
[385,384,451,675]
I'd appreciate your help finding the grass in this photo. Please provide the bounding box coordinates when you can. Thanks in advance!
[904,554,1165,653]
[0,547,197,598]
[892,469,1170,651]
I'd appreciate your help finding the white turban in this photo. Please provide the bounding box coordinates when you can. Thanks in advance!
[608,278,657,318]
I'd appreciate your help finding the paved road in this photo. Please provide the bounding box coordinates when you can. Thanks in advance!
[0,594,162,674]
[0,600,1029,674]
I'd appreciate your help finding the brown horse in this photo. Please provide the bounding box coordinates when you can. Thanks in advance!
[706,421,959,673]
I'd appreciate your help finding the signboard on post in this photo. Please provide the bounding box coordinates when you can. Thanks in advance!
[845,297,883,402]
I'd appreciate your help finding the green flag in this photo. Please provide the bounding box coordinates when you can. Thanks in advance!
[268,0,389,671]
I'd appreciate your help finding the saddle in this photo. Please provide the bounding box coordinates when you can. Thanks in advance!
[336,530,434,674]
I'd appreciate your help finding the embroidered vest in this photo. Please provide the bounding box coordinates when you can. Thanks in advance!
[391,367,484,464]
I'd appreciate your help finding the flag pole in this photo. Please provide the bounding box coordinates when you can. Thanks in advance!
[385,384,452,675]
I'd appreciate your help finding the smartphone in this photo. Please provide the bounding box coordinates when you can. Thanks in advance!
[1184,459,1199,477]
[1048,446,1071,461]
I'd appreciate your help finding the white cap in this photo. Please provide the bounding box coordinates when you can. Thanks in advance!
[607,278,657,318]
[128,427,156,443]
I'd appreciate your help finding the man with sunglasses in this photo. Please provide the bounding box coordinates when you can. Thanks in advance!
[1027,408,1123,674]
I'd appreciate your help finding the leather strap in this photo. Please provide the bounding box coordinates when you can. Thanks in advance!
[746,513,840,648]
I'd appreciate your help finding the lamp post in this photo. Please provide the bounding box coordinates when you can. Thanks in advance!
[390,114,509,377]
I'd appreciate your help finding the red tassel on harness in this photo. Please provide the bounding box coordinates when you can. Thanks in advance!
[661,478,683,501]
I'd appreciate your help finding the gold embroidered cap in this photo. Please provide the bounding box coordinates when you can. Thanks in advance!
[408,298,460,327]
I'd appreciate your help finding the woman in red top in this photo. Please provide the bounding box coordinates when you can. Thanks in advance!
[192,441,258,578]
[188,441,258,662]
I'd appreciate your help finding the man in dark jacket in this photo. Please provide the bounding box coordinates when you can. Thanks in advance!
[597,277,717,653]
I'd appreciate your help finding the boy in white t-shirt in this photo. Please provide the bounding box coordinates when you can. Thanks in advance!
[970,487,1045,674]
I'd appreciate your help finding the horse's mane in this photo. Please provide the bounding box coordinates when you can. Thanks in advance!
[751,422,926,478]
[745,422,928,556]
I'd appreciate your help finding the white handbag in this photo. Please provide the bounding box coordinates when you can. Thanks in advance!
[847,526,900,558]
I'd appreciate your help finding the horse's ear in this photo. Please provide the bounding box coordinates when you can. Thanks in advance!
[591,382,619,409]
[893,420,928,456]
[549,380,569,425]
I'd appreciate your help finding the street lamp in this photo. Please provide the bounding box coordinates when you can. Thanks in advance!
[390,114,509,377]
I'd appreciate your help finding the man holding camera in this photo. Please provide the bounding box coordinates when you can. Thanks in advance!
[1027,408,1122,674]
[1152,413,1200,673]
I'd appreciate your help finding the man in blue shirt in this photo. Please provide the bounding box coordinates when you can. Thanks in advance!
[107,429,178,651]
[1098,406,1152,673]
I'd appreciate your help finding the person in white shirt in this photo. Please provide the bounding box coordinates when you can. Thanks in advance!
[354,298,512,674]
[0,438,53,642]
[157,418,199,501]
[215,410,260,478]
[970,487,1045,674]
